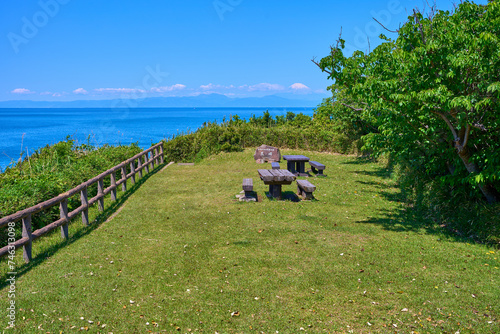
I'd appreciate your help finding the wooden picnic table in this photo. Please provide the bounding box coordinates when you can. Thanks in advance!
[257,169,296,199]
[282,155,310,176]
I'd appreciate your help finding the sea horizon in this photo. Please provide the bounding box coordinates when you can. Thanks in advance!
[0,106,315,172]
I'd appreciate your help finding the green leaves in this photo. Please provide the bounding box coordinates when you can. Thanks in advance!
[316,0,500,203]
[486,82,500,94]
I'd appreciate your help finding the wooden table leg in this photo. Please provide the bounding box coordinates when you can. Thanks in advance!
[273,184,282,199]
[287,161,296,174]
[269,184,282,199]
[297,162,303,174]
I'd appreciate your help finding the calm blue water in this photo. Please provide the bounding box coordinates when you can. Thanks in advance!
[0,107,314,172]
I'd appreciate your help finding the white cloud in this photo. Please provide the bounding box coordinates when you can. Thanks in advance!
[200,83,235,91]
[40,91,53,95]
[200,83,218,90]
[150,84,186,93]
[73,88,88,94]
[246,83,285,92]
[52,93,62,97]
[290,83,310,90]
[11,88,34,94]
[94,88,146,94]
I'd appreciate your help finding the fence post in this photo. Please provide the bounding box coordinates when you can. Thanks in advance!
[110,172,117,201]
[97,178,104,211]
[60,199,69,239]
[144,153,150,174]
[138,157,143,178]
[81,186,89,226]
[130,161,136,184]
[22,214,32,263]
[159,144,164,164]
[150,150,154,170]
[121,166,127,191]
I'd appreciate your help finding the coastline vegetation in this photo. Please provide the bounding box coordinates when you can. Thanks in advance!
[163,108,367,163]
[0,140,141,246]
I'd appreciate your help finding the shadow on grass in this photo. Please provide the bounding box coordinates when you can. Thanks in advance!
[341,158,500,246]
[340,156,378,165]
[354,181,499,247]
[358,207,439,234]
[0,163,167,290]
[264,191,301,202]
[341,156,394,179]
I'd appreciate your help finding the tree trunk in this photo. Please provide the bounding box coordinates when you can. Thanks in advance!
[456,145,499,204]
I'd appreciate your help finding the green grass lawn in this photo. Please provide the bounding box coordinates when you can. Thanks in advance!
[1,149,498,333]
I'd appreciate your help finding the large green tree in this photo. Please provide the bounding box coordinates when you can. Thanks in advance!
[315,0,500,203]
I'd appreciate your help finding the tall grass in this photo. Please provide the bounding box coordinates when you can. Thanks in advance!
[0,140,142,246]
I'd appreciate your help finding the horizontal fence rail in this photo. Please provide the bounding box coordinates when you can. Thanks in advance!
[0,143,165,263]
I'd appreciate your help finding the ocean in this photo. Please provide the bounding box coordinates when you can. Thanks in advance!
[0,107,314,171]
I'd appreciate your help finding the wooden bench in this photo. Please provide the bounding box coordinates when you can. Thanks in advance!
[297,179,316,200]
[309,161,326,176]
[243,178,253,197]
[238,178,256,202]
[271,162,280,170]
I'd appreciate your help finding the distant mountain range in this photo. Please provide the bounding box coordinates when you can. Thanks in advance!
[0,93,327,108]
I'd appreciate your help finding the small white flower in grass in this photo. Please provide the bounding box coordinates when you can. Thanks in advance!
[367,322,372,326]
[130,300,135,304]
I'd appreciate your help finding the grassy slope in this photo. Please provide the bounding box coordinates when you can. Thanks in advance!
[1,149,498,333]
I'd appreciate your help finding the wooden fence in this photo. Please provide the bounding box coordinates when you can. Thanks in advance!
[0,142,165,264]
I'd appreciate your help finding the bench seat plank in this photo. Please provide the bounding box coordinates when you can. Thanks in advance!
[297,180,316,192]
[297,179,316,200]
[309,161,325,170]
[242,178,253,192]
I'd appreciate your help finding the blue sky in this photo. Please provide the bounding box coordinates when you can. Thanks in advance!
[0,0,488,103]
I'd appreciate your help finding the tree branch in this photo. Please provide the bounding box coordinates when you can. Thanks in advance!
[462,124,471,149]
[431,110,459,141]
[471,122,487,131]
[413,9,427,44]
[372,17,399,33]
[311,28,344,76]
[311,57,332,75]
[341,103,364,112]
